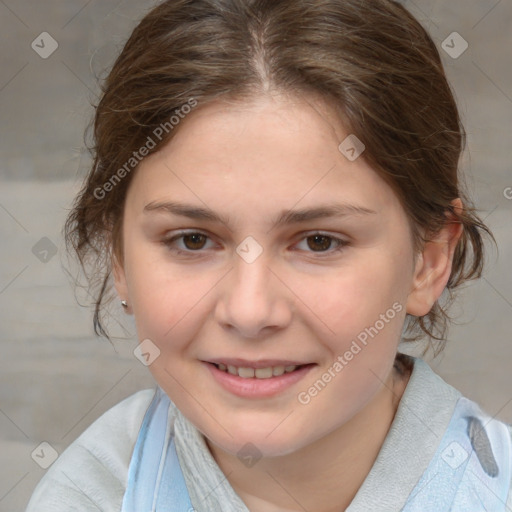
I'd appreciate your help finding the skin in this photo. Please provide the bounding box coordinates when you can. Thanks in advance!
[113,92,463,512]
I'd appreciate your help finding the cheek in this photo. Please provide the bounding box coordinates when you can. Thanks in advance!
[124,244,182,334]
[294,254,405,343]
[295,262,406,418]
[125,245,222,348]
[131,276,201,339]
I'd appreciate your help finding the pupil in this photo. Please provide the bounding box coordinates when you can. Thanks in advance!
[182,234,332,251]
[184,234,206,250]
[308,235,331,251]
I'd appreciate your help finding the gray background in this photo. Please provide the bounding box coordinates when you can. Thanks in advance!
[0,1,511,510]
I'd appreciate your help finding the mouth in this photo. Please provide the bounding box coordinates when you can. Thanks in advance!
[203,360,316,398]
[209,362,312,379]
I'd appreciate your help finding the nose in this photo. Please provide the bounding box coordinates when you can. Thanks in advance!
[214,253,292,339]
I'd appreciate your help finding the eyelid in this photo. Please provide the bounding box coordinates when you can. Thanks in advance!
[162,229,349,256]
[162,229,217,250]
[296,229,348,242]
[292,230,349,255]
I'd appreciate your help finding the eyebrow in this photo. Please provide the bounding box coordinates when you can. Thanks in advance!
[143,200,377,228]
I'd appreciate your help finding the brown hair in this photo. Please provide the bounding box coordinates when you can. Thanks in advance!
[65,0,495,354]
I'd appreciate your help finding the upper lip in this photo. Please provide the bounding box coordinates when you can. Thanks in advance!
[205,358,313,369]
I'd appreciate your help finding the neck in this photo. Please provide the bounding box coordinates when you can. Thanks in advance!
[206,357,411,512]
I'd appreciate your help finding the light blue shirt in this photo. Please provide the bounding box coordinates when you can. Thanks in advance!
[26,357,512,511]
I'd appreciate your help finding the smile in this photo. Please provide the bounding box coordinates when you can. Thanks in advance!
[203,361,316,398]
[213,362,305,379]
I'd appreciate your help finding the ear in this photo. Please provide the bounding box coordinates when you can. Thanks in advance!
[112,249,131,314]
[406,198,464,317]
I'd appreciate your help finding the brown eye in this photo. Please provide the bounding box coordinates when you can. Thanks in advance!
[162,231,214,254]
[182,233,208,250]
[294,232,348,256]
[306,234,334,251]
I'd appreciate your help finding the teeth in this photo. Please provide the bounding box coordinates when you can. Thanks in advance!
[255,367,272,378]
[215,363,300,379]
[272,366,285,376]
[238,367,255,378]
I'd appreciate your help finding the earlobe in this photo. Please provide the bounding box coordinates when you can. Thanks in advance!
[112,251,130,313]
[406,198,464,317]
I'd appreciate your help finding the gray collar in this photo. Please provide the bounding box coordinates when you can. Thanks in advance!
[173,357,461,512]
[346,357,461,511]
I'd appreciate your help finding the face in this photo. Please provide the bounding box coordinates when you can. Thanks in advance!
[114,93,420,458]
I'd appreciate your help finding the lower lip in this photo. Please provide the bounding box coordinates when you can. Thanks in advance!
[203,362,315,399]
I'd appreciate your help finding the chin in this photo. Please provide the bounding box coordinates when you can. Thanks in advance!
[204,425,309,461]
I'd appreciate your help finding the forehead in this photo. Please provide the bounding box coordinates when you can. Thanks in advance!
[166,92,346,160]
[127,93,403,223]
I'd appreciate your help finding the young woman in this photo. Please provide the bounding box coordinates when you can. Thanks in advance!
[26,0,511,510]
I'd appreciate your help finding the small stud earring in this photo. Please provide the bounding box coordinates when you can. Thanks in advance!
[121,300,128,309]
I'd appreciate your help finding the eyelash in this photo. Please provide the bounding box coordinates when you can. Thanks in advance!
[161,230,349,258]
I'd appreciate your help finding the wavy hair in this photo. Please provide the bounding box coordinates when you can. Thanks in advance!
[65,0,495,354]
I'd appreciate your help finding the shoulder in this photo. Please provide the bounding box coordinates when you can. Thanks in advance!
[405,356,512,506]
[25,388,157,512]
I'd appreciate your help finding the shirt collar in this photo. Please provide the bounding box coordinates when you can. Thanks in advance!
[172,356,461,512]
